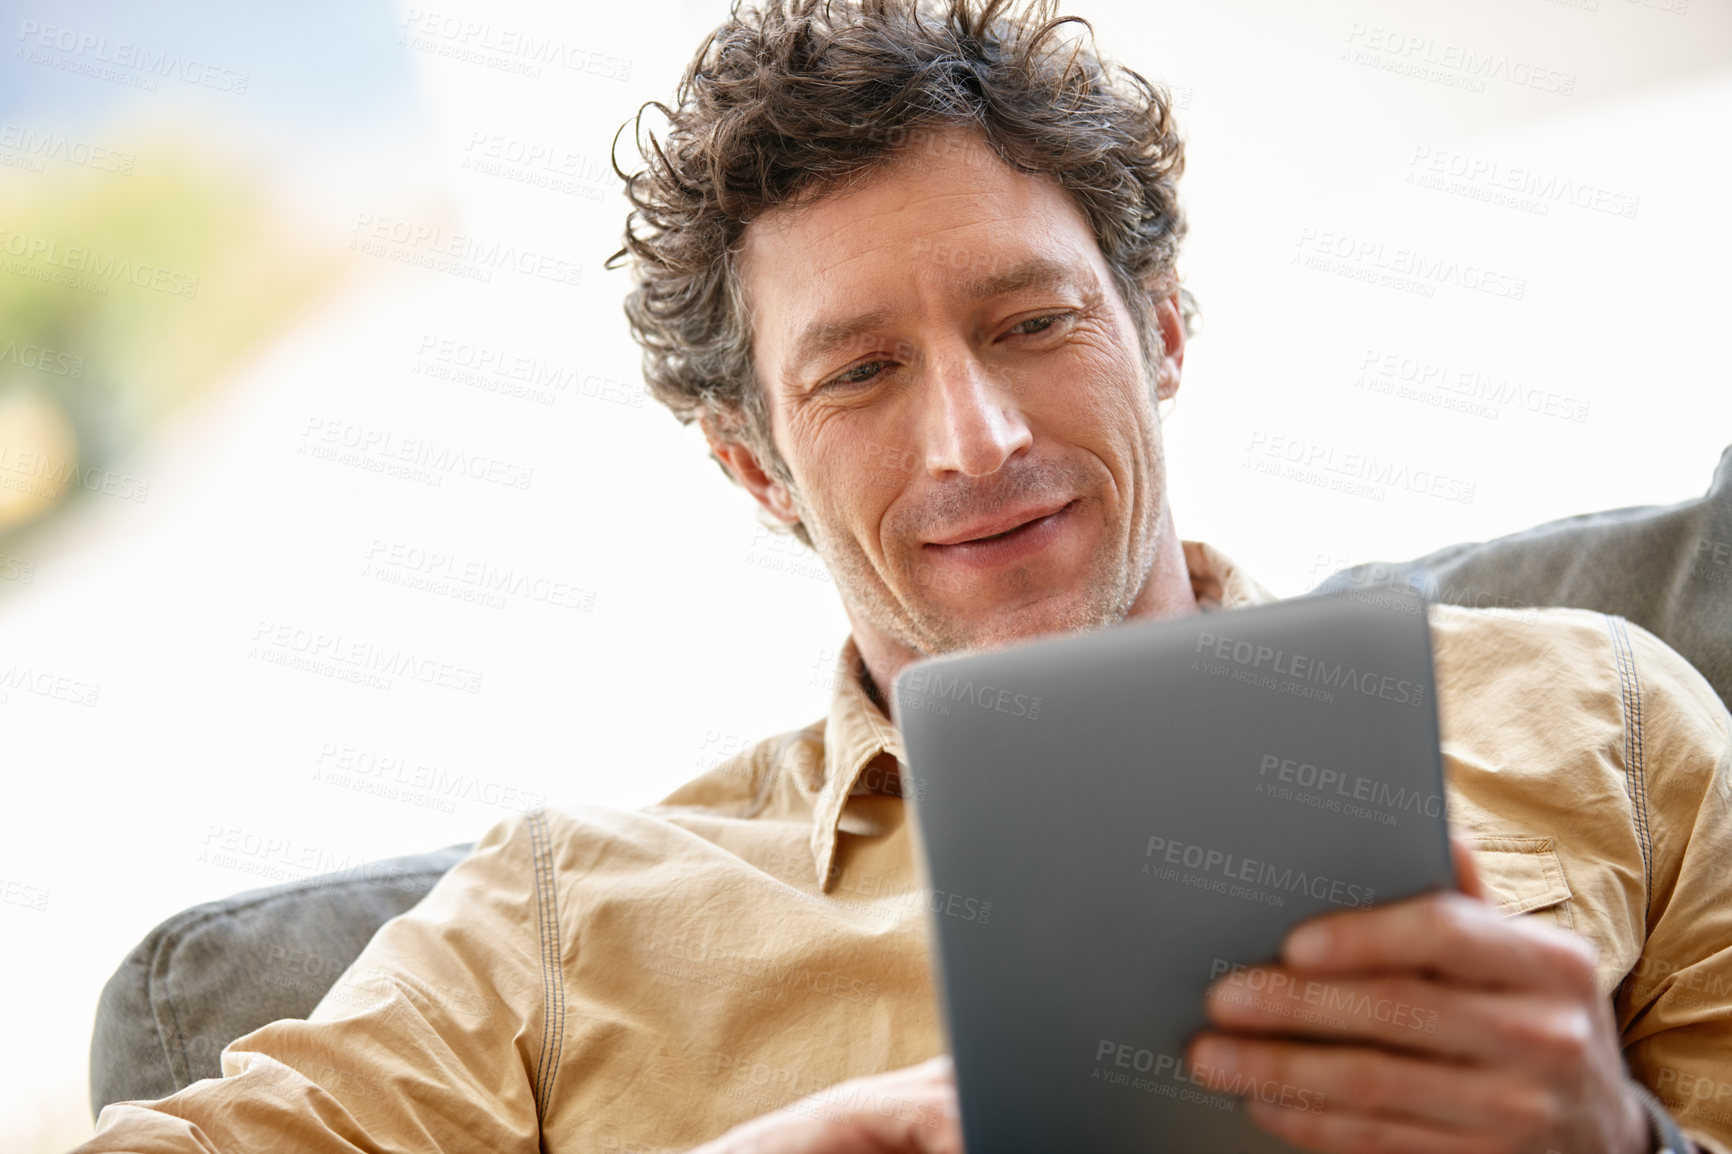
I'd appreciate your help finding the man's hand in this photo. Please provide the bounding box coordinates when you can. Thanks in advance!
[1188,835,1653,1154]
[691,1055,962,1154]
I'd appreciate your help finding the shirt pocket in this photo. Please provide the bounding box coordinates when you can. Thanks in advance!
[1468,835,1575,931]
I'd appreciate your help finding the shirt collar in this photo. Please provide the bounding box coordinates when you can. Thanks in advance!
[807,539,1278,891]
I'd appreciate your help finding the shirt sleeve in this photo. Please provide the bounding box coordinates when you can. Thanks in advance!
[1612,620,1732,1154]
[73,809,557,1153]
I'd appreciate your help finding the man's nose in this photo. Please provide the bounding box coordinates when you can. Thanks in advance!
[922,354,1033,478]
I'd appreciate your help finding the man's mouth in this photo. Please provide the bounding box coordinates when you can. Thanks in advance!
[922,499,1080,567]
[926,499,1078,547]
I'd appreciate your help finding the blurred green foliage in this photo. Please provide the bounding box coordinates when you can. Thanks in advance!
[0,140,341,535]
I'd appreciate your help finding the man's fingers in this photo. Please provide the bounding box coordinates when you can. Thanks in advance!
[1279,890,1600,995]
[1189,1031,1574,1137]
[913,1054,954,1081]
[899,1074,962,1154]
[875,1071,962,1154]
[1241,1093,1482,1154]
[1202,970,1585,1063]
[810,1056,961,1154]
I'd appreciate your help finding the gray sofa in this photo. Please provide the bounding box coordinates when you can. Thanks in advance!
[89,444,1732,1117]
[1315,444,1730,711]
[89,844,472,1113]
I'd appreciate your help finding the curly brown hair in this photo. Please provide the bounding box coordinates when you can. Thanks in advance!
[609,0,1195,547]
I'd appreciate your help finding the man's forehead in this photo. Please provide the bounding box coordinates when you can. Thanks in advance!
[744,125,1059,245]
[736,128,1104,372]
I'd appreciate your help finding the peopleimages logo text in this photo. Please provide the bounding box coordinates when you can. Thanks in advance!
[1145,835,1377,908]
[1195,630,1425,707]
[899,667,1042,719]
[1258,754,1443,817]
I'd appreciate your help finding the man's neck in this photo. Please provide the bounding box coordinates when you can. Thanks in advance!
[851,521,1201,730]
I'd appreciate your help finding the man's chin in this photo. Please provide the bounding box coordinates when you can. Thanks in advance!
[917,590,1124,655]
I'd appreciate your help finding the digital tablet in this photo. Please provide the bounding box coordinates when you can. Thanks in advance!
[893,588,1455,1154]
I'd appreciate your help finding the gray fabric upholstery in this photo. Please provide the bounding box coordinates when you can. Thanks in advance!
[1315,444,1732,712]
[89,843,471,1118]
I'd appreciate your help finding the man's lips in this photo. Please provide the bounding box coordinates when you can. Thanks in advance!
[921,498,1080,561]
[924,499,1077,547]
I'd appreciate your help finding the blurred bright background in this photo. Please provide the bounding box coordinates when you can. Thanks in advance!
[1,0,1728,1148]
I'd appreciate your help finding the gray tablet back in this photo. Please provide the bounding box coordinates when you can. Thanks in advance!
[893,589,1453,1154]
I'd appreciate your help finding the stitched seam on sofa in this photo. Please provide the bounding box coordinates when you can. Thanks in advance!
[529,809,566,1119]
[147,922,199,1090]
[1607,614,1654,919]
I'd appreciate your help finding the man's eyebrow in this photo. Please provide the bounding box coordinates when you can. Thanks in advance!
[785,308,898,383]
[783,257,1092,383]
[955,256,1090,304]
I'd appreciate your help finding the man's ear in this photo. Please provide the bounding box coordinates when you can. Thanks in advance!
[1148,286,1186,403]
[701,415,802,526]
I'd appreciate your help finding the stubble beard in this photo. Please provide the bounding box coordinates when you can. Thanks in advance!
[789,460,1166,662]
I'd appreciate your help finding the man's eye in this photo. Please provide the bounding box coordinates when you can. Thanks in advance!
[825,360,886,388]
[1009,312,1072,336]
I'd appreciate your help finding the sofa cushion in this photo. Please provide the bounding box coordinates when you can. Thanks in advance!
[1315,444,1732,711]
[89,842,472,1117]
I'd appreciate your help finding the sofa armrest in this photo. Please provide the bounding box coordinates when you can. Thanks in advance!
[89,842,472,1117]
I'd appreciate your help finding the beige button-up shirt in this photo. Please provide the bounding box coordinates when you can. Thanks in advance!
[80,541,1732,1154]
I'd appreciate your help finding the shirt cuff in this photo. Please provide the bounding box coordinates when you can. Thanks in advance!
[1630,1081,1693,1154]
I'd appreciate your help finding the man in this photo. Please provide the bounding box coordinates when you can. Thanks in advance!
[80,1,1731,1152]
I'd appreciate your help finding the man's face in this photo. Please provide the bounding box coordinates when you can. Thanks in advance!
[729,125,1183,659]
